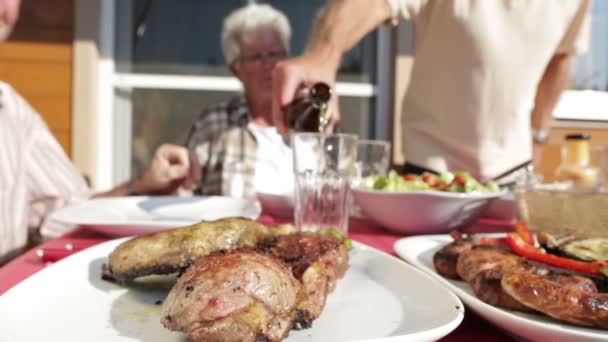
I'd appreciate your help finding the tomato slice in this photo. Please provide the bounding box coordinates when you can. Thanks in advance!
[402,174,417,181]
[422,174,437,185]
[454,175,467,186]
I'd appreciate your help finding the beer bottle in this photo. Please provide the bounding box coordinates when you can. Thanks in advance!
[286,82,332,133]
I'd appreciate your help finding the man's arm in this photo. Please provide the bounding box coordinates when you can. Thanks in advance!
[272,0,393,132]
[94,144,200,197]
[530,53,572,164]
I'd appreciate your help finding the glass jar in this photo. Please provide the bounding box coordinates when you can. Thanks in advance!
[554,133,598,189]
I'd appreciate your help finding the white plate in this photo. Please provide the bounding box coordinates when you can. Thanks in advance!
[0,239,464,342]
[394,235,608,342]
[256,192,294,218]
[49,196,262,236]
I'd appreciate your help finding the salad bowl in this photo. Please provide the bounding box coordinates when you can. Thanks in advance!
[352,171,504,235]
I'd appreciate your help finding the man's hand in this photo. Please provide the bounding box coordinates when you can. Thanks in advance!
[272,49,341,134]
[132,144,201,195]
[271,0,392,134]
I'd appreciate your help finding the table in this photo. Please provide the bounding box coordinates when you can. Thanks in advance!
[0,216,516,341]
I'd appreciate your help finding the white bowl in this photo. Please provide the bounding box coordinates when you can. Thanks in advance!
[352,188,505,235]
[256,192,294,218]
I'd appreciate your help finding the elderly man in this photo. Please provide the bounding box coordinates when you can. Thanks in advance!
[0,0,198,263]
[273,0,590,181]
[185,4,293,198]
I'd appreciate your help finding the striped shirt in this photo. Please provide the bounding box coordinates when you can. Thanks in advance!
[185,96,258,198]
[0,82,90,262]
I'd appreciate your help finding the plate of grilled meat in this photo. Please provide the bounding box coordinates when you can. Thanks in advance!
[0,218,464,341]
[395,233,608,342]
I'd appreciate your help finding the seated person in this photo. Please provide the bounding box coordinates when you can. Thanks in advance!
[185,4,293,198]
[0,77,197,263]
[0,0,198,263]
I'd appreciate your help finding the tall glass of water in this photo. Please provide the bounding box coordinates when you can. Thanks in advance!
[292,133,358,234]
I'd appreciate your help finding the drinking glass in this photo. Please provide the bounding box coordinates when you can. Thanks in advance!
[291,133,358,234]
[353,140,391,187]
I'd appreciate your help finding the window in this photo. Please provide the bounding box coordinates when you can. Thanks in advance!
[106,0,390,181]
[554,1,608,121]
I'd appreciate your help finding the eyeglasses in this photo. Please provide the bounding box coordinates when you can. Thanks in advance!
[238,50,287,65]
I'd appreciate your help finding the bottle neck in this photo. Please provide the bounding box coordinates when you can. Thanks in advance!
[563,140,590,166]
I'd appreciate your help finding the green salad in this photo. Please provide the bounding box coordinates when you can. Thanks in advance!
[361,170,500,193]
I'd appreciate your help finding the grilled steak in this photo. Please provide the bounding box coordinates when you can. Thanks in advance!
[161,232,349,341]
[259,232,349,328]
[161,250,300,342]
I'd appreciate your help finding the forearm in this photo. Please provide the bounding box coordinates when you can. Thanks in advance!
[93,183,128,198]
[93,177,145,198]
[531,54,572,133]
[306,0,393,68]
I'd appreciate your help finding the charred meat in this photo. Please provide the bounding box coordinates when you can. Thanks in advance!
[503,271,608,328]
[161,250,300,342]
[102,218,293,283]
[161,232,349,341]
[259,232,349,328]
[433,239,474,279]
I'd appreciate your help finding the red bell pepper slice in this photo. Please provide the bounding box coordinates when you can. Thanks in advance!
[513,221,535,245]
[505,233,608,276]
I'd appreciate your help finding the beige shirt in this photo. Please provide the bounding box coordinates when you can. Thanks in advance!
[387,0,590,179]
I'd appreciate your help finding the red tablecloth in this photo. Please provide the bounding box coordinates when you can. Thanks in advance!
[0,216,516,341]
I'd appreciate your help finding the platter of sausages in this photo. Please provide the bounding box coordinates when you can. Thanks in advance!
[395,230,608,342]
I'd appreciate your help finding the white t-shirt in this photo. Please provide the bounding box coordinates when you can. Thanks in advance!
[386,0,590,180]
[247,122,294,194]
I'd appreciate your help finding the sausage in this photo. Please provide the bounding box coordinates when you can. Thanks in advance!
[502,271,608,328]
[456,245,521,283]
[433,240,474,279]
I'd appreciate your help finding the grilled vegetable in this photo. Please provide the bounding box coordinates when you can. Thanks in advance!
[562,238,608,262]
[505,233,608,277]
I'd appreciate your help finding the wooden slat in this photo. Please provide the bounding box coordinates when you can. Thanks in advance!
[0,0,75,156]
[54,131,71,155]
[27,96,72,131]
[0,62,71,97]
[0,41,72,62]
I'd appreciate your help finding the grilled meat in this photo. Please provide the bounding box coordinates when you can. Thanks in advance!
[433,239,474,279]
[456,245,521,283]
[435,237,607,327]
[161,232,349,341]
[471,266,534,311]
[456,245,533,310]
[259,233,349,328]
[161,250,300,342]
[502,271,608,328]
[103,218,294,283]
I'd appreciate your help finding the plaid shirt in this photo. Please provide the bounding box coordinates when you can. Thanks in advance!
[185,96,258,198]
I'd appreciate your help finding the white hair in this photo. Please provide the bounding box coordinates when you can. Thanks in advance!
[221,4,291,64]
